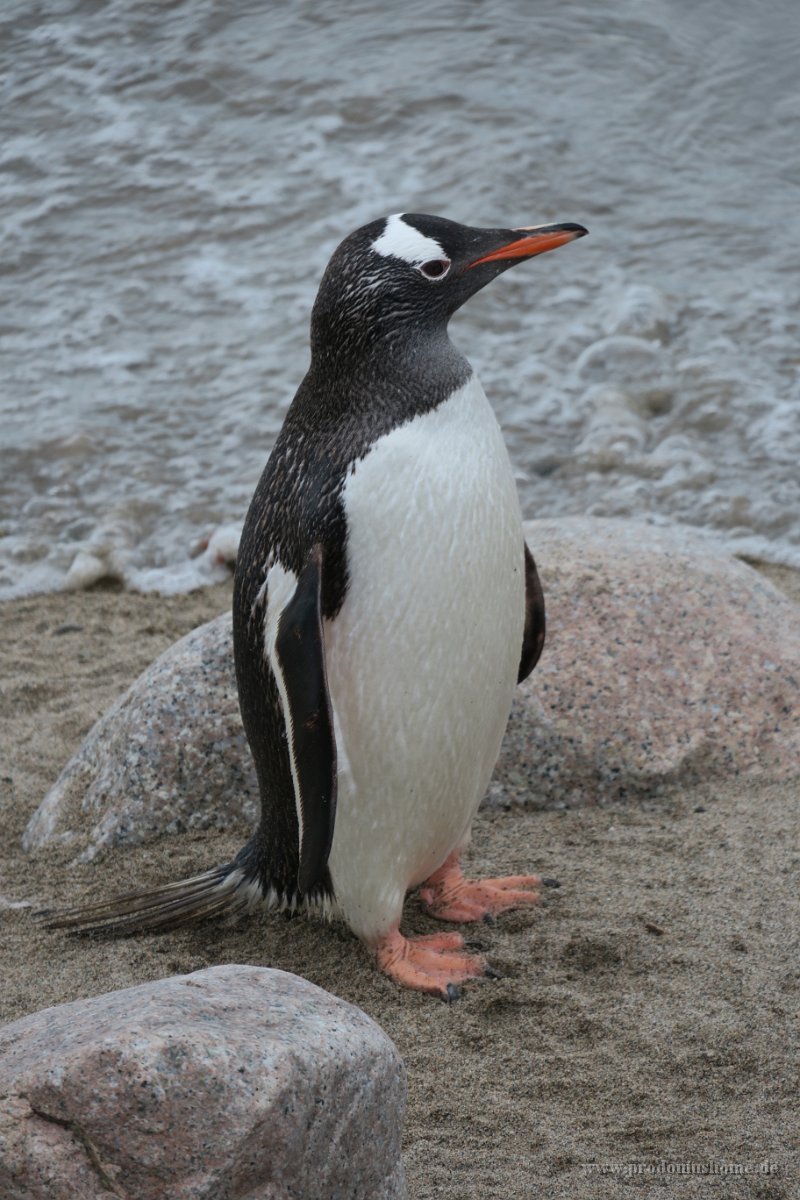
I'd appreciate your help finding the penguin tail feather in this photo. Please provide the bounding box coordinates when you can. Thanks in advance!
[38,862,259,938]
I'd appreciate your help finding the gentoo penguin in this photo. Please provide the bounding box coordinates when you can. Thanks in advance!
[51,213,587,998]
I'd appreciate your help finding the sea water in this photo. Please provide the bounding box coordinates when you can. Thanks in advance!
[2,0,799,597]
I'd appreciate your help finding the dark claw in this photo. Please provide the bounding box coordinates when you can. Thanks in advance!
[483,911,497,926]
[542,877,561,889]
[484,965,502,980]
[445,983,460,1003]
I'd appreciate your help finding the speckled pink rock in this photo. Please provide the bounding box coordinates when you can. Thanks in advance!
[24,519,800,860]
[22,614,256,861]
[493,518,800,807]
[0,965,406,1200]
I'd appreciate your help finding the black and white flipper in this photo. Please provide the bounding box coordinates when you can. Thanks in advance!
[272,544,337,895]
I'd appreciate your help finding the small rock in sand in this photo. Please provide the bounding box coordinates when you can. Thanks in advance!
[0,965,406,1200]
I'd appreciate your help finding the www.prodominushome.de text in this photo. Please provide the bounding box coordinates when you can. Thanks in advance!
[582,1161,779,1177]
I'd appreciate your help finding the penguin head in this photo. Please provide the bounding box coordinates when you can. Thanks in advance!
[310,212,587,358]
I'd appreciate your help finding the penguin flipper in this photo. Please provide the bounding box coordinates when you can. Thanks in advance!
[275,543,338,896]
[517,541,546,683]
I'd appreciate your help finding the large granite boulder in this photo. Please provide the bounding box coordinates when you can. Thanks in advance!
[24,519,800,861]
[0,965,406,1200]
[495,519,800,807]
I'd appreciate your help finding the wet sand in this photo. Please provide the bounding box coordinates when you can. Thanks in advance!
[1,575,797,1197]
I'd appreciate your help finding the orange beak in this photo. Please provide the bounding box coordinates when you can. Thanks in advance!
[468,222,588,268]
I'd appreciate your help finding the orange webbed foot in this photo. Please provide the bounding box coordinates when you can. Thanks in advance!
[420,852,553,923]
[374,928,491,1001]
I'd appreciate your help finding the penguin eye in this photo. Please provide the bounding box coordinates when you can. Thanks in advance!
[418,258,451,280]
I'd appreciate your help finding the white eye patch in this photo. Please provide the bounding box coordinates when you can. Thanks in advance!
[371,213,446,266]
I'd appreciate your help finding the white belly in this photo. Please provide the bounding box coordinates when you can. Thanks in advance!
[324,372,525,943]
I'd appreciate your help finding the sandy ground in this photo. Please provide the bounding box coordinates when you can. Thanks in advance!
[1,571,798,1198]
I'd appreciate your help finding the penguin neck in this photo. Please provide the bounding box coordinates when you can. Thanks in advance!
[309,320,469,395]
